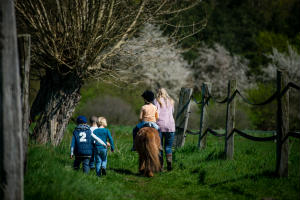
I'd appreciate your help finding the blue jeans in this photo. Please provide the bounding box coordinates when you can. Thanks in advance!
[95,149,107,176]
[136,121,159,130]
[161,132,175,155]
[73,156,91,174]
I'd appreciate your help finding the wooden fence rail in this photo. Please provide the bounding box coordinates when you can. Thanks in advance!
[175,69,300,177]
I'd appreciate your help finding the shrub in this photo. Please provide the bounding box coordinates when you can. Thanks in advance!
[289,92,300,130]
[76,95,138,126]
[76,81,145,116]
[186,103,201,131]
[206,102,253,130]
[245,83,277,130]
[185,93,253,131]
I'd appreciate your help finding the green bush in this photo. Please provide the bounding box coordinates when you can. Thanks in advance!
[246,83,277,130]
[255,31,290,54]
[206,102,254,130]
[289,92,300,130]
[73,81,147,125]
[76,95,138,126]
[246,82,300,131]
[192,91,254,130]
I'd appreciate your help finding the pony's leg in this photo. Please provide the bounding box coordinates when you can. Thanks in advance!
[139,155,145,174]
[155,131,163,172]
[147,170,154,177]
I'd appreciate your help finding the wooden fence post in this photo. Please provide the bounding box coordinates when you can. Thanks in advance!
[0,1,24,199]
[276,69,289,177]
[174,88,193,148]
[198,82,211,149]
[225,80,236,160]
[18,34,31,173]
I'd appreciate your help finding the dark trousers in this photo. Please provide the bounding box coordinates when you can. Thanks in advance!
[89,150,95,169]
[73,156,91,174]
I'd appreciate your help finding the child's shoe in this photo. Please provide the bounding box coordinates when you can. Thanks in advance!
[101,168,106,176]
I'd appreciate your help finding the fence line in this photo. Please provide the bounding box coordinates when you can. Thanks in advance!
[175,69,300,177]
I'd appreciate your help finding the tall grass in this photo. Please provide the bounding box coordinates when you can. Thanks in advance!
[25,124,300,200]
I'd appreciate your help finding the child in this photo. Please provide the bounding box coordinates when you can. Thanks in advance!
[154,88,175,170]
[70,115,106,173]
[89,116,106,170]
[132,90,160,151]
[93,117,114,177]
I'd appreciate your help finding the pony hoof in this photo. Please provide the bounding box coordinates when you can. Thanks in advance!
[147,172,154,177]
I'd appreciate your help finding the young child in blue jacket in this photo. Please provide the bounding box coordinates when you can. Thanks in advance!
[70,116,106,173]
[93,117,115,177]
[89,116,106,170]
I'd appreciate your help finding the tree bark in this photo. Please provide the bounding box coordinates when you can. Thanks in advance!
[30,70,81,146]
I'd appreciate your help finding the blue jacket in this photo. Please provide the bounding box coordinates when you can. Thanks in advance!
[93,128,115,151]
[70,124,93,156]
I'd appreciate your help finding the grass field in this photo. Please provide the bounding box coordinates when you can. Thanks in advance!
[25,124,300,200]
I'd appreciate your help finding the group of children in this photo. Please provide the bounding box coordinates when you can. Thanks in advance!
[131,89,175,171]
[70,115,114,177]
[71,88,175,175]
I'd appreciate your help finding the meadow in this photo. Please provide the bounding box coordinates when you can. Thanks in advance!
[25,124,300,200]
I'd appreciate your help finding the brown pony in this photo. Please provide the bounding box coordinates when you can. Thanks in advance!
[135,127,162,177]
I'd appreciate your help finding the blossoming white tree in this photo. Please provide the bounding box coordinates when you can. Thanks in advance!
[118,26,252,99]
[117,23,192,98]
[191,43,250,96]
[263,45,300,82]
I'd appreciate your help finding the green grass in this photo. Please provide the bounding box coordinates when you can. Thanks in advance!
[25,124,300,200]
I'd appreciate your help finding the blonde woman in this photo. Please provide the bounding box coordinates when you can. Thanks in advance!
[154,88,175,171]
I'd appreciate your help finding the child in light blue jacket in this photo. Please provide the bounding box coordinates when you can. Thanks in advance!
[92,117,114,177]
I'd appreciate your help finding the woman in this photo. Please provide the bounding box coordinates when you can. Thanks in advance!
[154,88,175,171]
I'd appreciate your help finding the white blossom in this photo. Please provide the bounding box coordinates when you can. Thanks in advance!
[191,43,250,96]
[263,45,300,83]
[116,23,191,98]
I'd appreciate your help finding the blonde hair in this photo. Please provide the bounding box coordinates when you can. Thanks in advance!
[156,88,174,107]
[97,117,107,127]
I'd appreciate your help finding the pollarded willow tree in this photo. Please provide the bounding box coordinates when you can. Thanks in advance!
[16,0,202,145]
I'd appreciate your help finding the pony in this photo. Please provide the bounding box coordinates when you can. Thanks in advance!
[135,127,162,177]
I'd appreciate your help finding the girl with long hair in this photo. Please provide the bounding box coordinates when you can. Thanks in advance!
[154,88,175,171]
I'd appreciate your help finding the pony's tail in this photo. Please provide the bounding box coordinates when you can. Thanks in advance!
[144,130,161,173]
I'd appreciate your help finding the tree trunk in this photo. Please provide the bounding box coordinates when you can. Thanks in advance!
[30,70,81,146]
